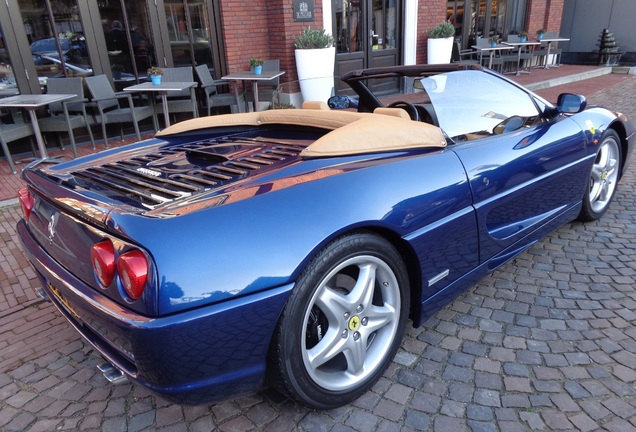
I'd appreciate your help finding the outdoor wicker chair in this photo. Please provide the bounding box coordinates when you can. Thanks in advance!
[195,64,244,116]
[85,74,157,148]
[0,116,34,174]
[38,77,95,158]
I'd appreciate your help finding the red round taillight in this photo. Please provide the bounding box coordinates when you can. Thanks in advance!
[18,189,34,221]
[117,250,148,301]
[91,240,116,287]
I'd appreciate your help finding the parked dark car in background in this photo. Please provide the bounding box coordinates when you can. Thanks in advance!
[31,36,92,85]
[17,64,634,409]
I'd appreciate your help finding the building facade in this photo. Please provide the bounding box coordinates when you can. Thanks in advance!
[0,0,565,98]
[560,0,636,65]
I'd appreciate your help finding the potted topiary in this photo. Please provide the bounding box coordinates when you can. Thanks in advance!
[147,66,164,85]
[250,58,264,75]
[536,29,546,40]
[294,27,335,103]
[427,22,455,64]
[489,36,500,47]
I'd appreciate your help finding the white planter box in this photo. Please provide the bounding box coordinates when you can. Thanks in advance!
[295,47,336,103]
[427,37,454,64]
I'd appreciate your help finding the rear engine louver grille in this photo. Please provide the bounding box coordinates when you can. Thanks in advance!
[71,138,304,208]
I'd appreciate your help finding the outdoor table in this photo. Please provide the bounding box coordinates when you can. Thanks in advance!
[124,81,197,128]
[0,93,76,161]
[472,44,514,70]
[221,70,285,112]
[537,37,570,69]
[502,41,540,75]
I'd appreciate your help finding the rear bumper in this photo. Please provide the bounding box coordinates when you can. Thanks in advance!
[17,219,294,405]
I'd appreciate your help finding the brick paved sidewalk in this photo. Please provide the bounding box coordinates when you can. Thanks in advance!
[0,76,635,431]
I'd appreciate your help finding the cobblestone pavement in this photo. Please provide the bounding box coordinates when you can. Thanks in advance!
[1,77,636,432]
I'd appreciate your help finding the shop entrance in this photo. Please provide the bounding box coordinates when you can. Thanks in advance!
[333,0,401,95]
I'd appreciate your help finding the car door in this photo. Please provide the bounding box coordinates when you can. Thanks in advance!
[421,70,589,264]
[453,118,588,264]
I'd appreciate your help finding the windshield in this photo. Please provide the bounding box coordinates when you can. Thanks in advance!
[418,70,540,139]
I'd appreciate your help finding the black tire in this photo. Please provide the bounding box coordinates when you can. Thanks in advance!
[578,129,622,221]
[269,232,410,409]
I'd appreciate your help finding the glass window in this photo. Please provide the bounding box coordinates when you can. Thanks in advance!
[99,0,156,82]
[165,0,214,67]
[0,25,18,96]
[450,0,525,49]
[372,0,398,50]
[20,0,93,88]
[506,0,527,35]
[335,0,363,54]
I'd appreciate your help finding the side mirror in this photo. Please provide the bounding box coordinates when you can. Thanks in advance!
[556,93,587,114]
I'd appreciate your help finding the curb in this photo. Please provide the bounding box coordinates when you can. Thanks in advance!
[613,65,636,75]
[0,197,18,209]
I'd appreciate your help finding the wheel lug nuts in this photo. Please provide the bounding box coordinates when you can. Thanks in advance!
[341,330,348,338]
[361,317,368,326]
[344,312,350,319]
[356,305,363,313]
[353,332,360,341]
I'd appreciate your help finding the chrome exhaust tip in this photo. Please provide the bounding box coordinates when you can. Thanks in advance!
[97,362,128,384]
[97,362,115,373]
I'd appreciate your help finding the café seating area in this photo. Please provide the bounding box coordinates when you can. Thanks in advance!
[0,64,262,173]
[0,62,614,193]
[458,32,569,74]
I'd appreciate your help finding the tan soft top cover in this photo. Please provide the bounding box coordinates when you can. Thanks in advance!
[156,107,446,157]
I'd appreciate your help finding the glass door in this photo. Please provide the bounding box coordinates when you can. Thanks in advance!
[450,0,520,49]
[334,0,364,95]
[13,0,94,91]
[368,0,399,93]
[334,0,400,95]
[164,0,214,69]
[468,0,508,40]
[99,0,156,86]
[0,18,18,96]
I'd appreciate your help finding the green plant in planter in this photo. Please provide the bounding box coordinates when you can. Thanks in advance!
[270,101,296,110]
[489,36,500,45]
[147,66,164,76]
[518,31,528,38]
[427,22,455,39]
[295,27,334,49]
[250,58,264,68]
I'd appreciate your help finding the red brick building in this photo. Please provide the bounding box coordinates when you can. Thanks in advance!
[0,0,566,98]
[219,0,565,83]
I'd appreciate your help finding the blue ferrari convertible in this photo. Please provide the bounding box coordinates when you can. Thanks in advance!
[17,64,634,409]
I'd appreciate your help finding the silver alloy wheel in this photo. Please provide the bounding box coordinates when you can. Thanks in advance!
[589,135,620,214]
[301,255,401,391]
